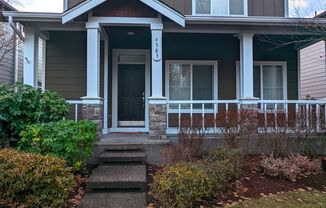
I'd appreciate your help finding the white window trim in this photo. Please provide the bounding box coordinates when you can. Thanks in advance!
[192,0,248,17]
[165,60,218,102]
[236,61,288,100]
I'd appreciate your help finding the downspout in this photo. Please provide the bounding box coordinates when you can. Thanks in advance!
[8,16,24,41]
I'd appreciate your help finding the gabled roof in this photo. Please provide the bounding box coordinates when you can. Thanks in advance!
[0,0,17,11]
[62,0,185,27]
[315,11,326,18]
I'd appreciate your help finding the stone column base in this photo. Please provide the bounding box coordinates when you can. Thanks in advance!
[239,97,259,138]
[81,103,104,137]
[149,98,167,140]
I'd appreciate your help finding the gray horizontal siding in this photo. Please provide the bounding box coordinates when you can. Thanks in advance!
[300,41,326,99]
[45,31,87,100]
[0,23,15,84]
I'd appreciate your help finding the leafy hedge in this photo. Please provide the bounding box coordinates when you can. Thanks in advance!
[18,120,97,171]
[0,149,75,208]
[0,84,69,146]
[151,162,214,208]
[151,148,243,208]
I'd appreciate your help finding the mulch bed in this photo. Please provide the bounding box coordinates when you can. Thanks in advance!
[147,156,326,208]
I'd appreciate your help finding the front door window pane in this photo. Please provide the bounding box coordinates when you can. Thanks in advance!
[196,0,211,14]
[212,0,228,15]
[169,64,191,101]
[262,65,284,100]
[230,0,244,15]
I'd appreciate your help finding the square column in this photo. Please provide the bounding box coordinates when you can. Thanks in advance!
[239,33,255,99]
[150,23,164,98]
[23,27,39,87]
[82,25,101,102]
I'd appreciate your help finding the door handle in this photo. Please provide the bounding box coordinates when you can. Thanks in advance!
[142,92,145,109]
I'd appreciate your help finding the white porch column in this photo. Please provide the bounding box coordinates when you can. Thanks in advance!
[150,23,164,98]
[23,27,39,87]
[82,25,101,103]
[239,33,255,99]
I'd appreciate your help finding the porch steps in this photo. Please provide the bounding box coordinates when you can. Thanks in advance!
[79,149,147,208]
[99,151,146,164]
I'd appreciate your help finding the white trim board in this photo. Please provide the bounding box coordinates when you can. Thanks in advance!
[62,0,185,27]
[111,49,150,133]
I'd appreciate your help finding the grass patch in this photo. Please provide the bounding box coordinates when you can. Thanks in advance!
[231,191,326,208]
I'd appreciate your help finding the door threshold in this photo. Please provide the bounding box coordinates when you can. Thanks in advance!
[109,128,149,133]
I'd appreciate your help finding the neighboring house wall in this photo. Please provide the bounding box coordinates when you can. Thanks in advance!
[300,41,326,99]
[0,22,23,84]
[66,0,286,17]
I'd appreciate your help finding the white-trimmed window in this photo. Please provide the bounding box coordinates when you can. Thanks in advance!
[193,0,247,16]
[236,61,287,100]
[166,61,218,106]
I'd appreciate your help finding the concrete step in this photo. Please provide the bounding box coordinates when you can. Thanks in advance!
[86,165,147,192]
[99,151,146,164]
[79,192,146,208]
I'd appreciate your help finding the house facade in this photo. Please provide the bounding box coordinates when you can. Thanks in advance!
[0,0,23,84]
[2,0,326,139]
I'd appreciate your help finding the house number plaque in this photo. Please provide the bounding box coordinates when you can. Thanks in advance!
[153,37,161,62]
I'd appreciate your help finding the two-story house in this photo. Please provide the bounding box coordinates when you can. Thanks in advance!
[1,0,326,139]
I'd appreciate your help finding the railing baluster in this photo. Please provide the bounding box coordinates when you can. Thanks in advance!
[285,103,288,125]
[237,103,241,131]
[178,104,181,129]
[274,103,278,131]
[306,104,310,130]
[264,103,267,130]
[316,104,321,133]
[295,103,299,131]
[226,103,229,127]
[75,104,78,122]
[214,103,217,129]
[166,103,169,129]
[190,103,193,128]
[202,103,205,129]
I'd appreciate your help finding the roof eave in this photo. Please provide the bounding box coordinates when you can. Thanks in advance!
[2,11,62,22]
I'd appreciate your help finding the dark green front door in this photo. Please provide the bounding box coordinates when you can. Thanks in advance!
[118,64,145,126]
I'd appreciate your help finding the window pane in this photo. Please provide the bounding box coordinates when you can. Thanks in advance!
[212,0,228,15]
[253,65,261,98]
[262,65,284,100]
[230,0,244,15]
[193,65,213,100]
[196,0,211,14]
[169,64,191,101]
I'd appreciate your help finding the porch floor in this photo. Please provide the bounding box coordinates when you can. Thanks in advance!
[98,133,169,145]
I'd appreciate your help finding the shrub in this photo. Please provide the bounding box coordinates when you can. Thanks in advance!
[151,162,214,208]
[260,155,321,181]
[18,120,97,171]
[0,149,75,208]
[0,84,69,146]
[202,148,243,191]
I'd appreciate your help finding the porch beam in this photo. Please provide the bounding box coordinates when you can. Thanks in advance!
[239,33,255,99]
[23,27,39,87]
[150,23,164,98]
[82,25,102,103]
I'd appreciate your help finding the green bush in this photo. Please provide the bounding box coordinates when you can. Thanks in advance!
[151,162,214,208]
[18,120,97,171]
[201,148,243,191]
[0,84,69,146]
[0,149,75,208]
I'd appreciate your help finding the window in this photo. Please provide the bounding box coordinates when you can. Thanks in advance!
[166,61,218,107]
[236,62,287,100]
[194,0,246,16]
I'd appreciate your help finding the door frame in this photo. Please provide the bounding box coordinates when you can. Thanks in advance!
[111,49,150,133]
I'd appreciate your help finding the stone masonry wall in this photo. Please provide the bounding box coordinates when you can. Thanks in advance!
[81,104,104,136]
[149,103,167,139]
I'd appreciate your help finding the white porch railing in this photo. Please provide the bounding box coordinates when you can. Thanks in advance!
[166,100,326,133]
[67,100,83,122]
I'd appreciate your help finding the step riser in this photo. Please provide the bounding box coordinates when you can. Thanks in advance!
[87,182,147,192]
[99,157,146,164]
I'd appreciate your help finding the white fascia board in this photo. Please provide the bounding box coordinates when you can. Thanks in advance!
[140,0,185,27]
[2,11,62,22]
[62,0,106,24]
[185,15,326,26]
